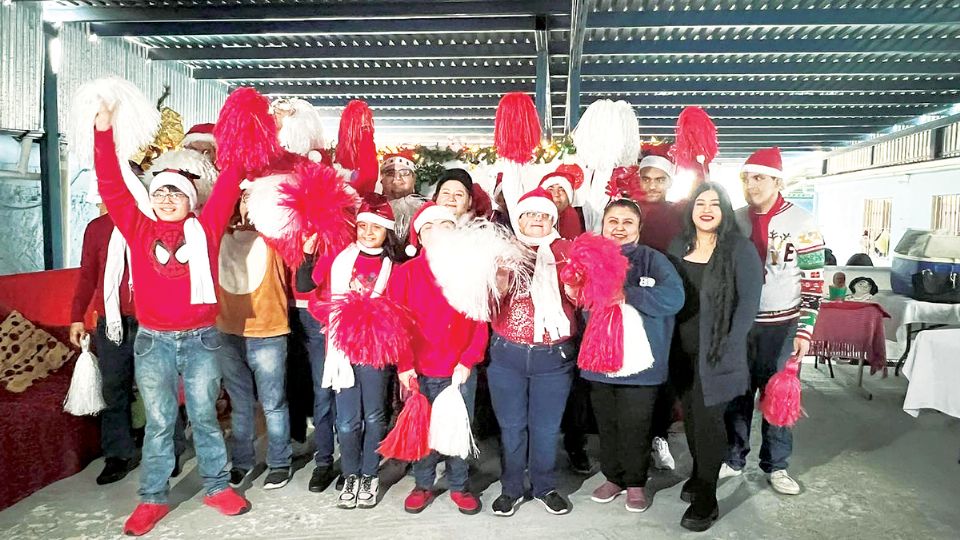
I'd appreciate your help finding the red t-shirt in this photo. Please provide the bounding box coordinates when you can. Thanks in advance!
[638,200,684,253]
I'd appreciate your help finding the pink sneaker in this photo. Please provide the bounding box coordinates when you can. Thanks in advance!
[625,487,651,513]
[590,481,626,503]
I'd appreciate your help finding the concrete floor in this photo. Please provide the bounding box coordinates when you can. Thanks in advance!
[1,361,958,540]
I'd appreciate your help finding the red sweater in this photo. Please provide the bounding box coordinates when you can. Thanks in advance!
[492,239,578,344]
[638,200,684,253]
[387,254,489,377]
[94,128,243,331]
[70,213,135,322]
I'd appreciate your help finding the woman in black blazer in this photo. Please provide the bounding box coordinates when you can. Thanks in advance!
[668,182,762,532]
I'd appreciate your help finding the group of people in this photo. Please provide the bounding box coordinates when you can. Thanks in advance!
[70,92,824,536]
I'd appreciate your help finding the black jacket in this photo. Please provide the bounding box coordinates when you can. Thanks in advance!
[668,235,762,407]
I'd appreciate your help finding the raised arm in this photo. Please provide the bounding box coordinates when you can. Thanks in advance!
[93,129,150,240]
[349,128,379,196]
[198,164,244,238]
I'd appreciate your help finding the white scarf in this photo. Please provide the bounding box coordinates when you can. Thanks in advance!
[183,218,218,304]
[514,229,570,343]
[321,242,393,391]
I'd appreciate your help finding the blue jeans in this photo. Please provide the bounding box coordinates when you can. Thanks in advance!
[219,333,292,470]
[298,308,336,467]
[134,326,229,504]
[725,321,796,473]
[335,364,388,477]
[487,335,574,498]
[413,374,477,492]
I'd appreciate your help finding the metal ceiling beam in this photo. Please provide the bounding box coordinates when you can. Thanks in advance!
[535,15,554,138]
[578,77,960,94]
[563,0,588,133]
[92,15,571,37]
[586,7,960,29]
[44,1,572,23]
[582,37,960,56]
[248,82,542,96]
[598,94,960,106]
[151,42,535,62]
[192,64,537,81]
[577,59,960,77]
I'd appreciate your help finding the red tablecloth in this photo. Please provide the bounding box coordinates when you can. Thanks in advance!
[0,269,101,510]
[810,301,890,374]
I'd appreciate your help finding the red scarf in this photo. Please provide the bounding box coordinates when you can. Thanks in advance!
[749,193,786,263]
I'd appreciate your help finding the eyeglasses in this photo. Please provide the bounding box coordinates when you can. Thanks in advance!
[151,191,188,203]
[523,212,552,221]
[380,169,414,180]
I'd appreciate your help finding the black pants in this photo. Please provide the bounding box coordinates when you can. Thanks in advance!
[95,316,186,459]
[650,379,677,440]
[590,381,659,488]
[561,375,594,455]
[285,308,314,443]
[681,372,728,509]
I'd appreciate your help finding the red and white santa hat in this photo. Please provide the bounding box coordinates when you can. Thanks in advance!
[638,142,675,178]
[515,186,558,223]
[357,193,396,230]
[149,169,201,211]
[539,171,575,202]
[381,149,416,172]
[181,123,216,148]
[741,146,783,178]
[145,148,218,209]
[405,201,456,257]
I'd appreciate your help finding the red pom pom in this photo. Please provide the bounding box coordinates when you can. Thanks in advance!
[274,161,359,267]
[494,92,541,164]
[577,305,624,373]
[336,100,374,170]
[378,382,432,462]
[214,87,285,172]
[641,141,672,158]
[470,184,493,219]
[312,292,413,369]
[555,163,585,190]
[670,106,718,172]
[608,166,646,201]
[561,233,628,310]
[759,357,803,427]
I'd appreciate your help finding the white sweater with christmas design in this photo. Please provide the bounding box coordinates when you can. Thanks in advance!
[736,201,825,340]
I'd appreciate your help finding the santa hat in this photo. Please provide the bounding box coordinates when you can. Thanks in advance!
[149,169,202,211]
[515,186,558,223]
[539,171,575,202]
[272,97,326,159]
[181,123,216,148]
[145,148,218,209]
[742,146,783,178]
[638,142,675,178]
[357,193,396,230]
[405,201,456,257]
[381,149,416,172]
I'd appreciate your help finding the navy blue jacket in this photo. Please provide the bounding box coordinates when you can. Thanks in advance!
[581,243,685,386]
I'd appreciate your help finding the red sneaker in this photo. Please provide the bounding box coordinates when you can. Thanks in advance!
[404,487,435,514]
[450,491,481,515]
[123,503,170,536]
[203,487,251,516]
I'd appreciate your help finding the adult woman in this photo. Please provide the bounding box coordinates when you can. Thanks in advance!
[298,194,405,509]
[582,199,684,513]
[667,182,762,532]
[489,187,578,517]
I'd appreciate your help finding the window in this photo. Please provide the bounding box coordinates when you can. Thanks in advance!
[862,198,892,258]
[932,194,960,235]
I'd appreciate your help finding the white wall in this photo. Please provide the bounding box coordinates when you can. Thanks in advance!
[812,159,960,266]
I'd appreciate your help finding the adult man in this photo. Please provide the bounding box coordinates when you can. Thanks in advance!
[539,171,585,240]
[380,150,426,240]
[726,146,824,496]
[636,149,683,253]
[181,123,217,165]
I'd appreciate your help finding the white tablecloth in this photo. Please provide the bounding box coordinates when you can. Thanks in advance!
[873,292,960,357]
[902,327,960,419]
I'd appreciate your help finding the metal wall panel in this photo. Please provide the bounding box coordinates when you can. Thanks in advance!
[0,2,44,132]
[57,23,228,135]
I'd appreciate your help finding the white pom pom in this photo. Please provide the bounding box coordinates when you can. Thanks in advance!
[572,99,640,171]
[428,382,478,459]
[63,335,106,416]
[276,98,326,156]
[243,173,298,241]
[67,76,160,165]
[405,245,418,257]
[606,304,655,379]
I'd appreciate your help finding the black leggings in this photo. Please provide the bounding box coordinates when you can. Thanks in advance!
[590,382,659,488]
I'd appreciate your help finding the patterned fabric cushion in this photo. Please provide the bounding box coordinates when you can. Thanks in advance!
[0,310,74,393]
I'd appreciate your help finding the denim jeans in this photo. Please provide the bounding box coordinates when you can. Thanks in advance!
[725,321,797,473]
[134,325,229,504]
[335,364,388,477]
[413,374,478,492]
[219,333,292,470]
[297,308,336,467]
[487,335,574,498]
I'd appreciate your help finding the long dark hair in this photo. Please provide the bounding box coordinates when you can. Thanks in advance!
[679,182,742,365]
[382,229,407,263]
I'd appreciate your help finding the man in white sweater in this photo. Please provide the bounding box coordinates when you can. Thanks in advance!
[725,147,824,496]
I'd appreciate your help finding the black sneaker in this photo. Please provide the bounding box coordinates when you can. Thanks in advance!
[171,454,182,478]
[491,493,522,517]
[681,502,720,532]
[229,467,251,487]
[96,457,136,485]
[263,467,291,490]
[535,490,571,515]
[568,451,592,474]
[680,478,696,503]
[308,465,336,493]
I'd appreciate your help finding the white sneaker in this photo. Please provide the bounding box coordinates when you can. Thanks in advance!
[768,470,800,495]
[718,463,743,479]
[337,474,359,509]
[651,437,676,470]
[356,475,379,508]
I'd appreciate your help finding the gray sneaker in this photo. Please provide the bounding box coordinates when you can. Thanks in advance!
[337,474,359,509]
[356,475,379,508]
